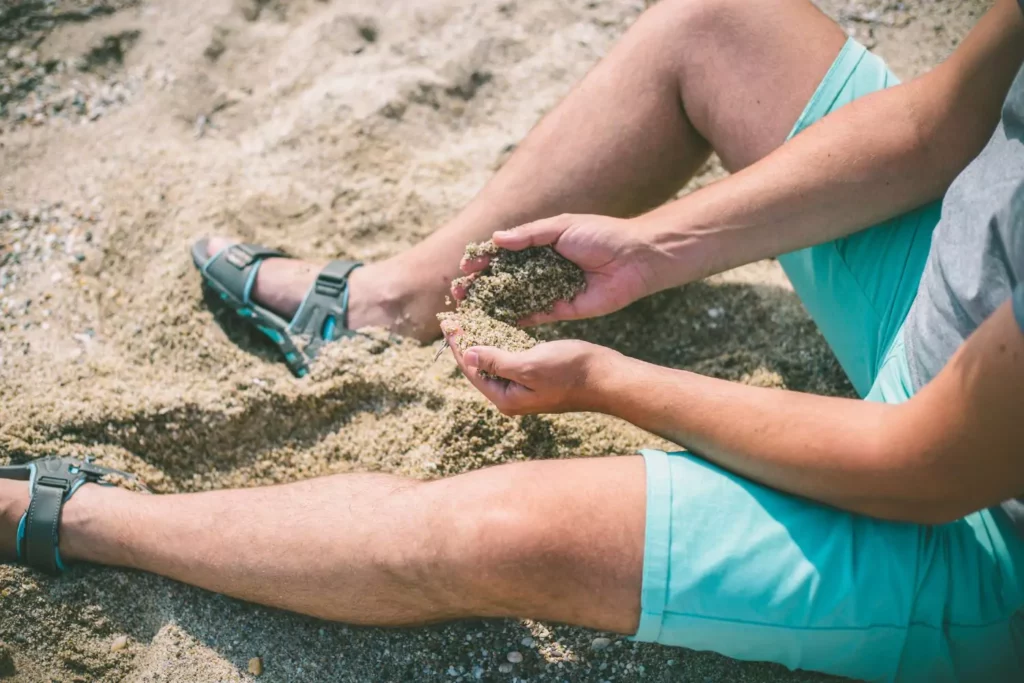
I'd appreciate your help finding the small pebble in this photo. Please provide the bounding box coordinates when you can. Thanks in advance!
[110,635,128,652]
[520,636,535,648]
[248,657,263,676]
[498,663,514,674]
[590,637,612,651]
[506,651,523,664]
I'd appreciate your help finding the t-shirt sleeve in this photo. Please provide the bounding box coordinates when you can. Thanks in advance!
[1013,180,1024,332]
[1015,284,1024,334]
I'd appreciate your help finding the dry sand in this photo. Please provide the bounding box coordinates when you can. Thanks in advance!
[0,0,985,681]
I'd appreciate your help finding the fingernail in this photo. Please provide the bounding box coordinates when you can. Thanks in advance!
[464,350,479,368]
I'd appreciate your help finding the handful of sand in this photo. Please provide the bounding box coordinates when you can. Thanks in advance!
[438,240,586,354]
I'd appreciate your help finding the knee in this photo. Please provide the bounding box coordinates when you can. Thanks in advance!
[412,470,576,617]
[364,474,539,615]
[437,492,556,614]
[392,461,644,628]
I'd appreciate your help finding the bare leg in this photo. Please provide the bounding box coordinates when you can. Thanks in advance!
[0,458,646,630]
[206,0,845,341]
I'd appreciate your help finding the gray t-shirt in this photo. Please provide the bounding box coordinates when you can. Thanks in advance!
[902,47,1024,528]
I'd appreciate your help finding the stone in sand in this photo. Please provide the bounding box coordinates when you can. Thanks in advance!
[248,656,264,676]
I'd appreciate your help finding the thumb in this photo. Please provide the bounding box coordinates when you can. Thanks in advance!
[464,346,523,381]
[493,214,573,251]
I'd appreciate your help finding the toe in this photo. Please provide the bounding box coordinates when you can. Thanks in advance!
[204,236,236,258]
[191,236,238,270]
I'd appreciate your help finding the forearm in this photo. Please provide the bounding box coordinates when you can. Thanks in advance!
[643,83,943,284]
[638,1,1024,289]
[594,356,928,521]
[590,298,1024,523]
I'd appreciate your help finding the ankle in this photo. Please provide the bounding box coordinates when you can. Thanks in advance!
[58,484,131,566]
[347,263,446,342]
[0,479,29,560]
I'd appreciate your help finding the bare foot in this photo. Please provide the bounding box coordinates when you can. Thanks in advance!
[0,478,29,561]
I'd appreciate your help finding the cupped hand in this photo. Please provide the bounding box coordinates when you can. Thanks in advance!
[440,326,622,416]
[455,213,665,325]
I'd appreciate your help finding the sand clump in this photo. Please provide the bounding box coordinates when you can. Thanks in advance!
[439,240,586,354]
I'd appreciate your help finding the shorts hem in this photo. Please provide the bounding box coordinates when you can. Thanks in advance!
[632,448,674,643]
[787,38,867,140]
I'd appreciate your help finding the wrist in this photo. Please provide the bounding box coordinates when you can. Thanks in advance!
[579,349,643,415]
[634,203,720,291]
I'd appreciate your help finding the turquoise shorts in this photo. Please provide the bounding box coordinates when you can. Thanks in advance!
[634,39,1024,682]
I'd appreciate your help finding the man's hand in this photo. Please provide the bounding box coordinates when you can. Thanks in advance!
[456,214,668,325]
[441,328,622,415]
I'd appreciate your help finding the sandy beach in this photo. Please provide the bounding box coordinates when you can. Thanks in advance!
[0,0,984,680]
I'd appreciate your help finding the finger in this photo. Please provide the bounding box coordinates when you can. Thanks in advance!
[445,329,483,381]
[444,333,519,404]
[459,254,491,274]
[451,273,479,301]
[492,214,573,250]
[442,328,490,379]
[464,345,524,383]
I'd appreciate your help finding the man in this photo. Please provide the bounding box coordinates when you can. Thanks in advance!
[2,0,1023,680]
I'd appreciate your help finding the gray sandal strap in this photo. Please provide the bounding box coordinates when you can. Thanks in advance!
[202,243,286,303]
[290,260,363,358]
[24,482,64,575]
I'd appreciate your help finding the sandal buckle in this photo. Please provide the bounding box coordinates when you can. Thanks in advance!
[79,463,110,480]
[36,475,71,492]
[225,245,255,269]
[315,272,347,298]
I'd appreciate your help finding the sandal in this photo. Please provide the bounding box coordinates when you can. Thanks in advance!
[191,239,363,377]
[0,455,149,575]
